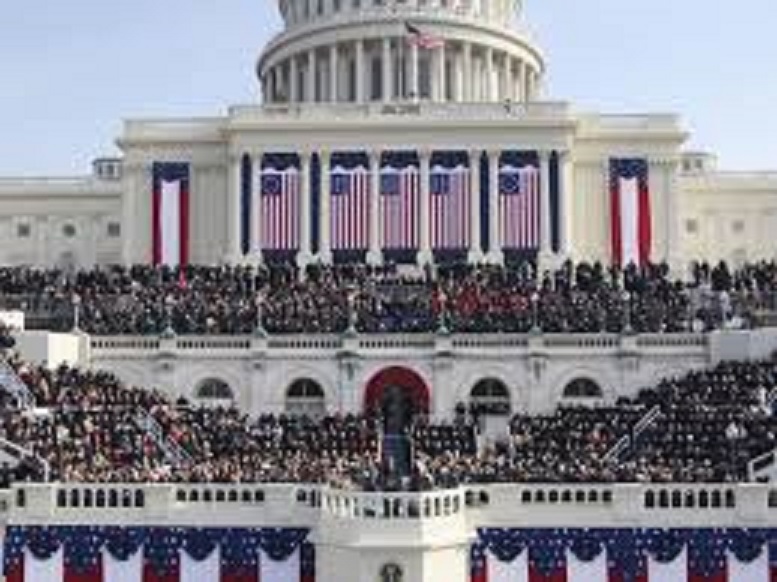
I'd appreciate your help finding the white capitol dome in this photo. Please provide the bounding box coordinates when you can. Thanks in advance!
[258,0,544,105]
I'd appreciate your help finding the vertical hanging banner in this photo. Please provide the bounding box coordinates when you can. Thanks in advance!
[260,163,301,253]
[152,162,190,267]
[380,153,420,251]
[499,154,541,251]
[330,156,370,252]
[430,163,471,250]
[610,158,651,267]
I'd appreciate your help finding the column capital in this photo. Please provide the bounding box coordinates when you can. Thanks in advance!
[368,149,382,164]
[418,148,433,162]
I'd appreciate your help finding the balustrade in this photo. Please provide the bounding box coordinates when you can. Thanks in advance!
[89,332,709,357]
[5,482,775,527]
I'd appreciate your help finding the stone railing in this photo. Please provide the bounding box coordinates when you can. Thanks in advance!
[6,482,775,528]
[89,332,710,359]
[320,488,467,521]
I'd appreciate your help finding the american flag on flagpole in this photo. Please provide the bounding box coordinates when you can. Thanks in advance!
[331,165,370,251]
[405,22,445,49]
[499,164,541,250]
[430,165,471,250]
[260,167,301,252]
[380,165,420,250]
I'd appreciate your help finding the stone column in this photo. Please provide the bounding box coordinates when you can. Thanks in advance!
[557,150,573,259]
[367,150,383,265]
[306,50,316,102]
[409,42,420,100]
[453,46,465,102]
[487,150,503,264]
[319,150,333,263]
[297,151,313,267]
[120,164,136,265]
[518,60,527,102]
[484,47,495,101]
[417,150,433,266]
[538,150,553,269]
[503,56,514,101]
[251,152,264,264]
[382,38,393,101]
[467,150,483,263]
[329,44,339,102]
[355,39,365,103]
[463,43,473,101]
[289,57,299,103]
[664,159,682,272]
[433,44,446,101]
[226,155,242,263]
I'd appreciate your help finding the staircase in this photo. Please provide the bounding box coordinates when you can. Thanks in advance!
[0,360,34,409]
[135,410,192,467]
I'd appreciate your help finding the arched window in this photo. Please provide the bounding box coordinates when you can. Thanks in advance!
[562,378,603,399]
[470,378,511,416]
[286,378,326,418]
[195,379,234,402]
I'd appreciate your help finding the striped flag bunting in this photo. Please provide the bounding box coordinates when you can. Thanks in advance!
[610,158,651,267]
[331,165,370,251]
[3,526,314,582]
[430,164,471,250]
[152,163,190,267]
[472,528,777,582]
[260,167,301,252]
[380,164,420,251]
[499,163,541,251]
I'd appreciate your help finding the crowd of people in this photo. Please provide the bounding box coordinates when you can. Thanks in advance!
[0,347,774,489]
[0,260,774,335]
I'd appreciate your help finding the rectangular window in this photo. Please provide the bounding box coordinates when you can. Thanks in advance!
[107,222,121,238]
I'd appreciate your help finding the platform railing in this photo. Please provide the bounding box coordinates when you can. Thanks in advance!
[6,482,776,528]
[87,332,710,357]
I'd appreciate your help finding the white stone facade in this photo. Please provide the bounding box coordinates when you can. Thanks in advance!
[0,1,775,269]
[78,332,719,418]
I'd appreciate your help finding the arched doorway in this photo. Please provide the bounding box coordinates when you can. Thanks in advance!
[562,378,603,399]
[469,378,512,438]
[470,378,511,416]
[194,378,234,406]
[286,378,326,418]
[364,367,430,433]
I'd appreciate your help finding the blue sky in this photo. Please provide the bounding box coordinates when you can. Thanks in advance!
[1,0,775,175]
